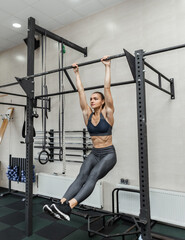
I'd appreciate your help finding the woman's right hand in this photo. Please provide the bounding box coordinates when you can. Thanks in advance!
[72,63,79,74]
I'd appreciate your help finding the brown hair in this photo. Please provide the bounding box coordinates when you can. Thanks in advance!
[93,92,105,109]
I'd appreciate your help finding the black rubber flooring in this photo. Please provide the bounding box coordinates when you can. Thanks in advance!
[0,188,185,240]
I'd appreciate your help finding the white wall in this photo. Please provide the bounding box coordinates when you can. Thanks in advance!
[0,0,185,211]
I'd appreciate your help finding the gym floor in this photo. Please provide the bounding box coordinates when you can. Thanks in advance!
[0,188,185,240]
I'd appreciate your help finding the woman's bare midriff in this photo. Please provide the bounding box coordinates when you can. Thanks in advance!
[91,135,112,148]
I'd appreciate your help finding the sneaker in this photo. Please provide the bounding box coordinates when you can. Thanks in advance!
[51,202,71,221]
[138,235,143,240]
[43,204,61,220]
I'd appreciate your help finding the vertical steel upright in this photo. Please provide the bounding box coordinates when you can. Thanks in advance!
[25,17,35,236]
[135,49,151,239]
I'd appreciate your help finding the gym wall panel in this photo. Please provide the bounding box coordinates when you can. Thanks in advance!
[0,0,185,213]
[37,173,103,208]
[117,184,185,227]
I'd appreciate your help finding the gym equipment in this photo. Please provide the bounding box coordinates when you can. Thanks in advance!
[0,16,180,239]
[6,155,35,183]
[0,107,14,144]
[35,129,91,164]
[1,155,36,198]
[0,94,8,97]
[58,42,65,172]
[22,107,36,138]
[38,34,50,165]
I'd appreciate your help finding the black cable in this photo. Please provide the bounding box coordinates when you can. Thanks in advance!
[39,34,49,165]
[61,43,66,173]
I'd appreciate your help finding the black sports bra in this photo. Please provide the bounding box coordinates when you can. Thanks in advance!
[87,112,112,136]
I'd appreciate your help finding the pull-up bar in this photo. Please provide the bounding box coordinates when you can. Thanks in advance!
[0,102,26,108]
[0,101,49,110]
[1,43,180,101]
[0,82,19,89]
[35,80,135,99]
[15,42,185,83]
[0,91,26,98]
[16,53,126,81]
[144,43,185,56]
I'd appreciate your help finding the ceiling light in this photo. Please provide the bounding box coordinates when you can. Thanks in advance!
[12,23,21,28]
[16,55,25,62]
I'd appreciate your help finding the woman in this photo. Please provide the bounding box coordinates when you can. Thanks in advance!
[43,56,117,221]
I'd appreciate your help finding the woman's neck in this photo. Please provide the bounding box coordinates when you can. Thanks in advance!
[93,108,102,116]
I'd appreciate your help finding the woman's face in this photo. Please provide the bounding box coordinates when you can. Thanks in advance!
[90,93,104,109]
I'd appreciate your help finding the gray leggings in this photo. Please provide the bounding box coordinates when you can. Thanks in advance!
[63,145,117,204]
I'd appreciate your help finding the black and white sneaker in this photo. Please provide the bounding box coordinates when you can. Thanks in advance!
[50,202,71,221]
[43,204,61,220]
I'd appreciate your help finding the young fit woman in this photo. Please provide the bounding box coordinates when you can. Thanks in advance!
[43,56,117,221]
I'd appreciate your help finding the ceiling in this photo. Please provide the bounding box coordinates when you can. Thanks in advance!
[0,0,124,53]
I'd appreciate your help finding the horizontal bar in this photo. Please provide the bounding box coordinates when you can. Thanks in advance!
[0,102,26,107]
[35,142,91,145]
[0,91,26,98]
[113,187,140,194]
[72,53,125,68]
[35,130,88,134]
[35,136,89,139]
[34,158,83,163]
[144,61,172,83]
[0,102,49,110]
[88,229,140,238]
[34,146,92,151]
[145,79,172,96]
[0,82,19,89]
[124,224,138,234]
[16,53,126,81]
[36,106,50,110]
[35,24,87,56]
[68,154,84,158]
[63,137,90,139]
[66,159,83,163]
[151,232,177,240]
[35,80,135,99]
[54,130,88,133]
[144,43,185,56]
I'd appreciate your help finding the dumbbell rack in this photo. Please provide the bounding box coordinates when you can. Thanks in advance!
[0,155,35,198]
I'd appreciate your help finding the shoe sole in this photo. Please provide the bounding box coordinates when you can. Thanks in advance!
[50,204,70,221]
[43,204,61,220]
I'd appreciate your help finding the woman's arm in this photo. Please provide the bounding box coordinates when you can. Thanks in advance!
[72,63,91,125]
[101,56,114,125]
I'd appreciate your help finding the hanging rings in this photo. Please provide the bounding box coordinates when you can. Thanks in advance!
[38,149,50,165]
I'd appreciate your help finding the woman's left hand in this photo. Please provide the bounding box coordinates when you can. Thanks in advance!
[101,56,111,66]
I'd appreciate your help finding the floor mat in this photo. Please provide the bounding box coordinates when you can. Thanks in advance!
[0,189,185,240]
[0,227,25,240]
[0,211,25,225]
[6,200,25,211]
[36,222,77,240]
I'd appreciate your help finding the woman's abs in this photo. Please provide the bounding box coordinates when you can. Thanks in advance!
[91,135,112,148]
